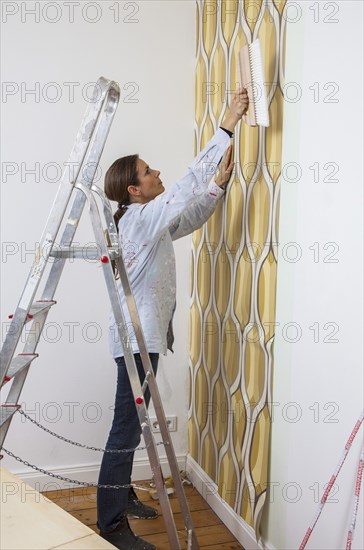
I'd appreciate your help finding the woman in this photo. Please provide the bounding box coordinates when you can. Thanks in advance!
[98,88,249,550]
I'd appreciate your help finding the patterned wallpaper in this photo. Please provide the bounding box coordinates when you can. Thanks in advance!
[188,0,287,536]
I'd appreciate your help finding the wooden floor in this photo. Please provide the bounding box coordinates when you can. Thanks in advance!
[43,481,244,550]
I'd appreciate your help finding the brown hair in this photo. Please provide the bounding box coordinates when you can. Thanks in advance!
[104,155,140,278]
[104,154,140,231]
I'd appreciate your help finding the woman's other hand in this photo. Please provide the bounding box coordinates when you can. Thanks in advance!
[221,88,249,132]
[215,144,234,188]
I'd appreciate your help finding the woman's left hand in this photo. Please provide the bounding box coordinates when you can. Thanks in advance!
[215,144,234,188]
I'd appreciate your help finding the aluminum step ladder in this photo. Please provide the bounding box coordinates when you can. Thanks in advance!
[0,76,199,550]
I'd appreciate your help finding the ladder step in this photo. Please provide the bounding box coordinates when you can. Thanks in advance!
[2,354,38,386]
[8,301,56,323]
[49,246,119,260]
[29,300,57,318]
[26,300,57,322]
[0,405,20,427]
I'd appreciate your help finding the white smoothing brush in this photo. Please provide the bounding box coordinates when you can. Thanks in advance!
[237,39,270,127]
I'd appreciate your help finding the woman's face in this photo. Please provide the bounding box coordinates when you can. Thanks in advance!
[129,158,165,203]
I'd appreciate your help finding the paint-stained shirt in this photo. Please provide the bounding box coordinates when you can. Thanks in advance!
[109,127,231,358]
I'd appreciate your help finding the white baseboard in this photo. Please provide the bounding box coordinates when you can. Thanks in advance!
[11,454,186,492]
[186,454,275,550]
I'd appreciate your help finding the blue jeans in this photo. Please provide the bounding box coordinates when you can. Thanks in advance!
[97,352,159,533]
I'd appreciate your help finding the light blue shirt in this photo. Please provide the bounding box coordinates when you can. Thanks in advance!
[109,127,231,357]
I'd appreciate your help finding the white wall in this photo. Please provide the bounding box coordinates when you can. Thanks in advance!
[1,0,195,488]
[261,2,363,549]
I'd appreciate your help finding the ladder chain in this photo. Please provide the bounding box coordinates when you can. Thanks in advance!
[16,409,166,454]
[2,448,149,491]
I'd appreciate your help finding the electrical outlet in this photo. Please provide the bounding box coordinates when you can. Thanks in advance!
[150,415,177,433]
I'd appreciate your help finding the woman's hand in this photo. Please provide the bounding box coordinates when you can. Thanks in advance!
[221,88,249,132]
[215,144,234,188]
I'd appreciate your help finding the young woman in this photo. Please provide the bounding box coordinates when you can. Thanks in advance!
[98,88,249,550]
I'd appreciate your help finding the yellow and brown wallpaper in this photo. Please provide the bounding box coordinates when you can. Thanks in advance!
[189,0,287,535]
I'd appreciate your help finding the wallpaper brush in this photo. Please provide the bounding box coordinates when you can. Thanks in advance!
[237,39,270,127]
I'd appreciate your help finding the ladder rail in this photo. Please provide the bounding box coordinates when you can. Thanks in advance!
[1,79,119,444]
[91,184,200,549]
[0,79,120,387]
[116,238,201,549]
[0,367,29,445]
[0,307,61,447]
[77,182,182,550]
[41,81,120,302]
